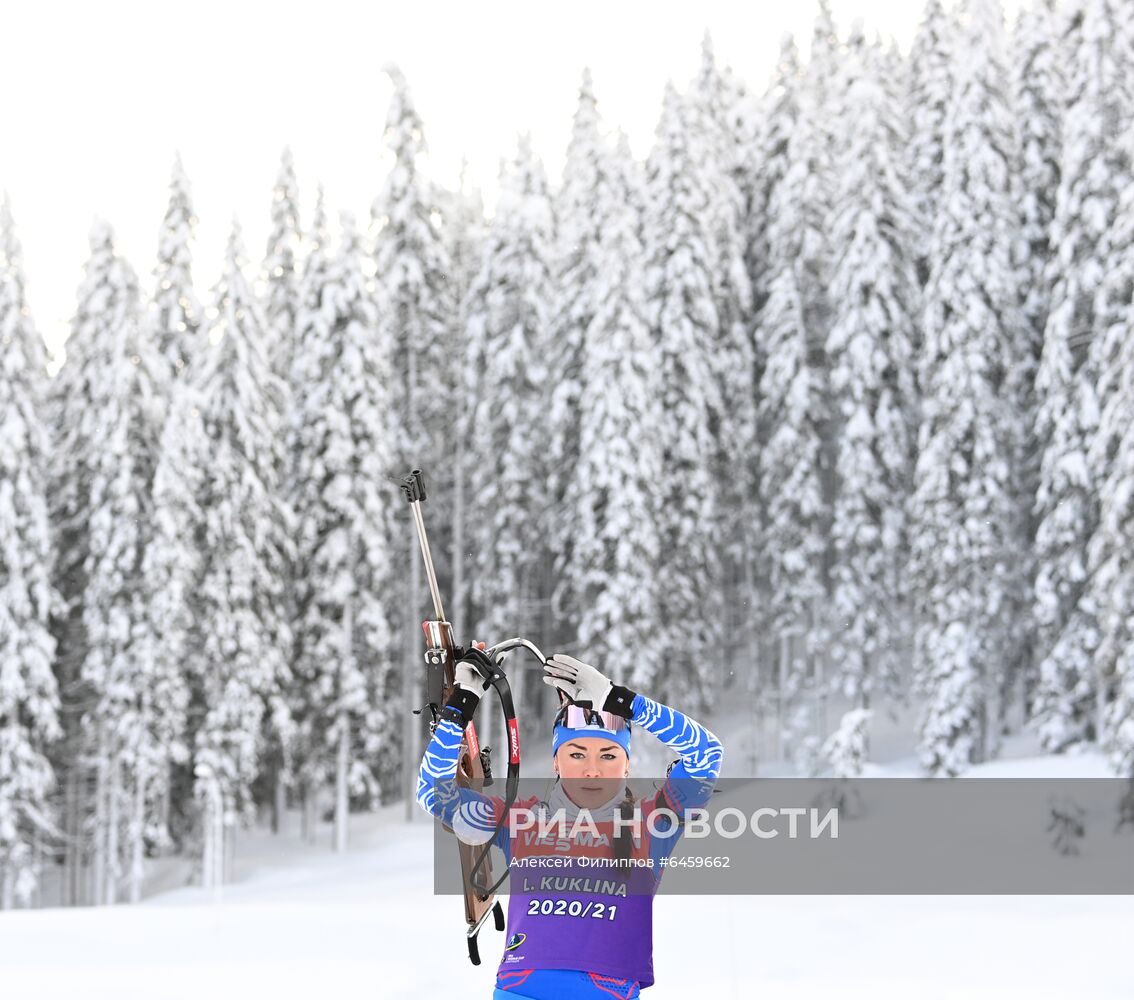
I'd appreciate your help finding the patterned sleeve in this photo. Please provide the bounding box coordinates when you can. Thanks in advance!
[630,693,723,861]
[416,718,510,853]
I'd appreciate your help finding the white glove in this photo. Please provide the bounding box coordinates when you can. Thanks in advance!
[455,644,491,694]
[542,654,613,709]
[455,660,485,693]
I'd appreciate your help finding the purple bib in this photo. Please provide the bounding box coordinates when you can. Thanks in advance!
[495,798,662,987]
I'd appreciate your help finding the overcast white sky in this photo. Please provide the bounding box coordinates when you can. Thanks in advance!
[1,0,1021,360]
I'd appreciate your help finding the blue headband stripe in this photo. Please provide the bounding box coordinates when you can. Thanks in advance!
[552,723,631,758]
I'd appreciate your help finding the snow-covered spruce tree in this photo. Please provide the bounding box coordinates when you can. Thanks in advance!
[1013,0,1063,356]
[821,707,874,779]
[614,129,647,245]
[372,65,454,498]
[288,186,330,838]
[707,51,770,682]
[0,196,62,908]
[544,69,609,646]
[689,35,752,439]
[805,0,845,198]
[151,153,203,379]
[878,34,909,111]
[289,185,329,460]
[826,30,919,713]
[908,0,958,288]
[257,147,304,833]
[748,35,802,319]
[713,50,763,312]
[189,220,294,856]
[1030,0,1132,752]
[641,82,723,712]
[564,134,664,687]
[442,158,487,332]
[910,0,1026,776]
[0,198,53,411]
[1003,0,1048,727]
[140,156,215,854]
[544,71,616,648]
[739,38,804,667]
[798,0,841,333]
[1089,132,1134,775]
[51,221,168,904]
[808,0,842,113]
[371,68,454,766]
[1088,142,1134,770]
[1087,9,1134,770]
[134,376,204,864]
[262,146,303,387]
[442,158,486,637]
[1089,12,1134,429]
[800,0,844,680]
[462,135,554,647]
[291,211,397,832]
[754,50,833,716]
[688,36,757,571]
[1003,0,1064,727]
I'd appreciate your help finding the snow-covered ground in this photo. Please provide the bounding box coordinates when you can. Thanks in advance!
[1,708,1131,999]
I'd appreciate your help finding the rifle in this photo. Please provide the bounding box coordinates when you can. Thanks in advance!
[400,468,547,964]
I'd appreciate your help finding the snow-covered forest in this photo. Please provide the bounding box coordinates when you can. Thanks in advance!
[1,0,1133,911]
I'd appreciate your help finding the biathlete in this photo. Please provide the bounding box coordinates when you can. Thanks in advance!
[417,651,724,998]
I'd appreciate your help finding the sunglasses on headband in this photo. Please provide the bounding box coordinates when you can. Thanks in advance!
[554,702,631,733]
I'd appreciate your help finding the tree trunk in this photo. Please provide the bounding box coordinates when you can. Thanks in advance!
[777,632,789,760]
[452,435,466,635]
[404,556,421,822]
[64,763,78,906]
[129,768,146,903]
[303,780,317,844]
[813,597,827,741]
[225,817,235,886]
[335,712,350,853]
[32,826,43,908]
[1095,659,1109,750]
[93,719,108,905]
[106,751,119,905]
[159,765,172,853]
[201,792,213,890]
[743,554,760,774]
[335,584,353,851]
[750,644,761,775]
[274,768,287,835]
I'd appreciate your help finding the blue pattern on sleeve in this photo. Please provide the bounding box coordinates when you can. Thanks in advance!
[415,718,511,855]
[631,692,723,783]
[629,693,723,863]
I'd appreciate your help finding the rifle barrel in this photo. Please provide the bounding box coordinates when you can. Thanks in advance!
[409,500,446,622]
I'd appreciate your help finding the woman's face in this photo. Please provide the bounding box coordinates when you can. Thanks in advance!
[554,736,629,810]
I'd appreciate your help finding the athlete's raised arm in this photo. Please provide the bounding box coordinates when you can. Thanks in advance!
[415,656,509,851]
